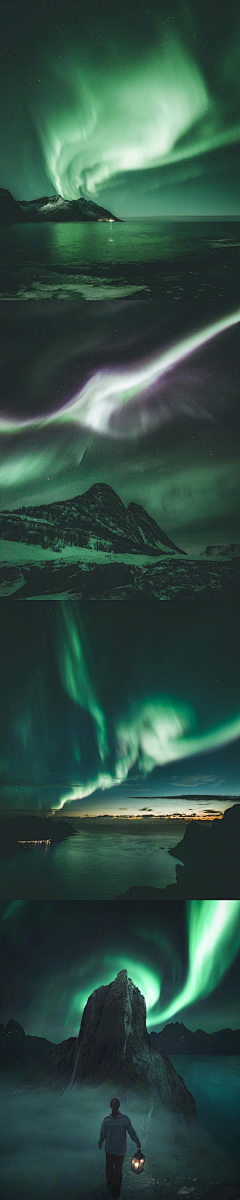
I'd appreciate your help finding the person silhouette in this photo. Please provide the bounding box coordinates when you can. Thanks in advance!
[98,1096,141,1198]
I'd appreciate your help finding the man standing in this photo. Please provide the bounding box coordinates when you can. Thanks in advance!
[98,1096,141,1198]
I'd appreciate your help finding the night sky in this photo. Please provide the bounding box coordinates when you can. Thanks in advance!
[1,598,240,815]
[0,0,240,216]
[1,304,240,551]
[1,898,240,1039]
[0,0,240,1085]
[1,0,240,547]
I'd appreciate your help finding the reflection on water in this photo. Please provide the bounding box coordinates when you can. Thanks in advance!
[0,830,181,903]
[18,839,51,849]
[1,217,239,280]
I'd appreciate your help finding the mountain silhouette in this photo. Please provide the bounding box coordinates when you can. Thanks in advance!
[201,544,240,558]
[168,803,240,897]
[31,970,196,1117]
[0,815,76,859]
[149,1022,240,1055]
[0,188,119,223]
[0,483,185,557]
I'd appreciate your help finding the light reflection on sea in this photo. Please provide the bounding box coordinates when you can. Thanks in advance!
[0,829,182,903]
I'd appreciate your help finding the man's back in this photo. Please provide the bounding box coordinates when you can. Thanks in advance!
[99,1111,140,1155]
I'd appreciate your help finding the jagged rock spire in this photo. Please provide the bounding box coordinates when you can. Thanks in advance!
[36,970,196,1119]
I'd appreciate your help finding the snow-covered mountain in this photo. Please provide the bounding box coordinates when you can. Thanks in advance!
[0,188,119,222]
[0,483,185,556]
[201,543,240,557]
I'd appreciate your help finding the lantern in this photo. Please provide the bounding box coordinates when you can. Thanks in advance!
[131,1150,145,1174]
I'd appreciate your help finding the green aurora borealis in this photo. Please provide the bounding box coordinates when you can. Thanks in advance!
[33,39,240,207]
[1,0,240,1106]
[2,899,240,1039]
[64,901,240,1031]
[1,0,240,214]
[56,600,240,810]
[1,598,240,810]
[1,306,240,441]
[1,305,240,553]
[148,900,240,1026]
[66,902,240,1032]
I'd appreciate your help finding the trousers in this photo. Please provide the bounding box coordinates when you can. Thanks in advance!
[105,1151,125,1198]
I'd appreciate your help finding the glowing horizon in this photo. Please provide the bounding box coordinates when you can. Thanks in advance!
[57,809,225,820]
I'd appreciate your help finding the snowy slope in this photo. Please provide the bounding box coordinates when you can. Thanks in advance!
[0,188,119,223]
[201,543,240,557]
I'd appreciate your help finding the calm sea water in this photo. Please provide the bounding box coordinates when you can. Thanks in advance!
[0,828,181,903]
[1,217,239,273]
[171,1056,240,1157]
[1,219,239,315]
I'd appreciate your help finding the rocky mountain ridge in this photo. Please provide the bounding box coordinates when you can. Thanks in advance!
[201,543,240,558]
[2,1017,238,1067]
[0,483,185,557]
[1,1017,240,1200]
[0,815,76,858]
[168,802,240,897]
[149,1021,240,1055]
[0,188,119,223]
[0,1019,56,1074]
[30,970,196,1118]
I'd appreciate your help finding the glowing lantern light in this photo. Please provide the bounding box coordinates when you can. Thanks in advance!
[131,1150,145,1174]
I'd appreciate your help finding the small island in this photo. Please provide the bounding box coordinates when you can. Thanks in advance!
[0,188,119,223]
[0,814,76,858]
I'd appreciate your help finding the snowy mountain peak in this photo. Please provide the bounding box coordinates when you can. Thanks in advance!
[0,483,185,557]
[0,188,119,223]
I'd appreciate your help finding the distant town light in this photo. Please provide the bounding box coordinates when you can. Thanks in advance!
[18,839,51,847]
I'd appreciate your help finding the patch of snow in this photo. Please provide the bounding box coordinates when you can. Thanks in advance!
[0,540,180,567]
